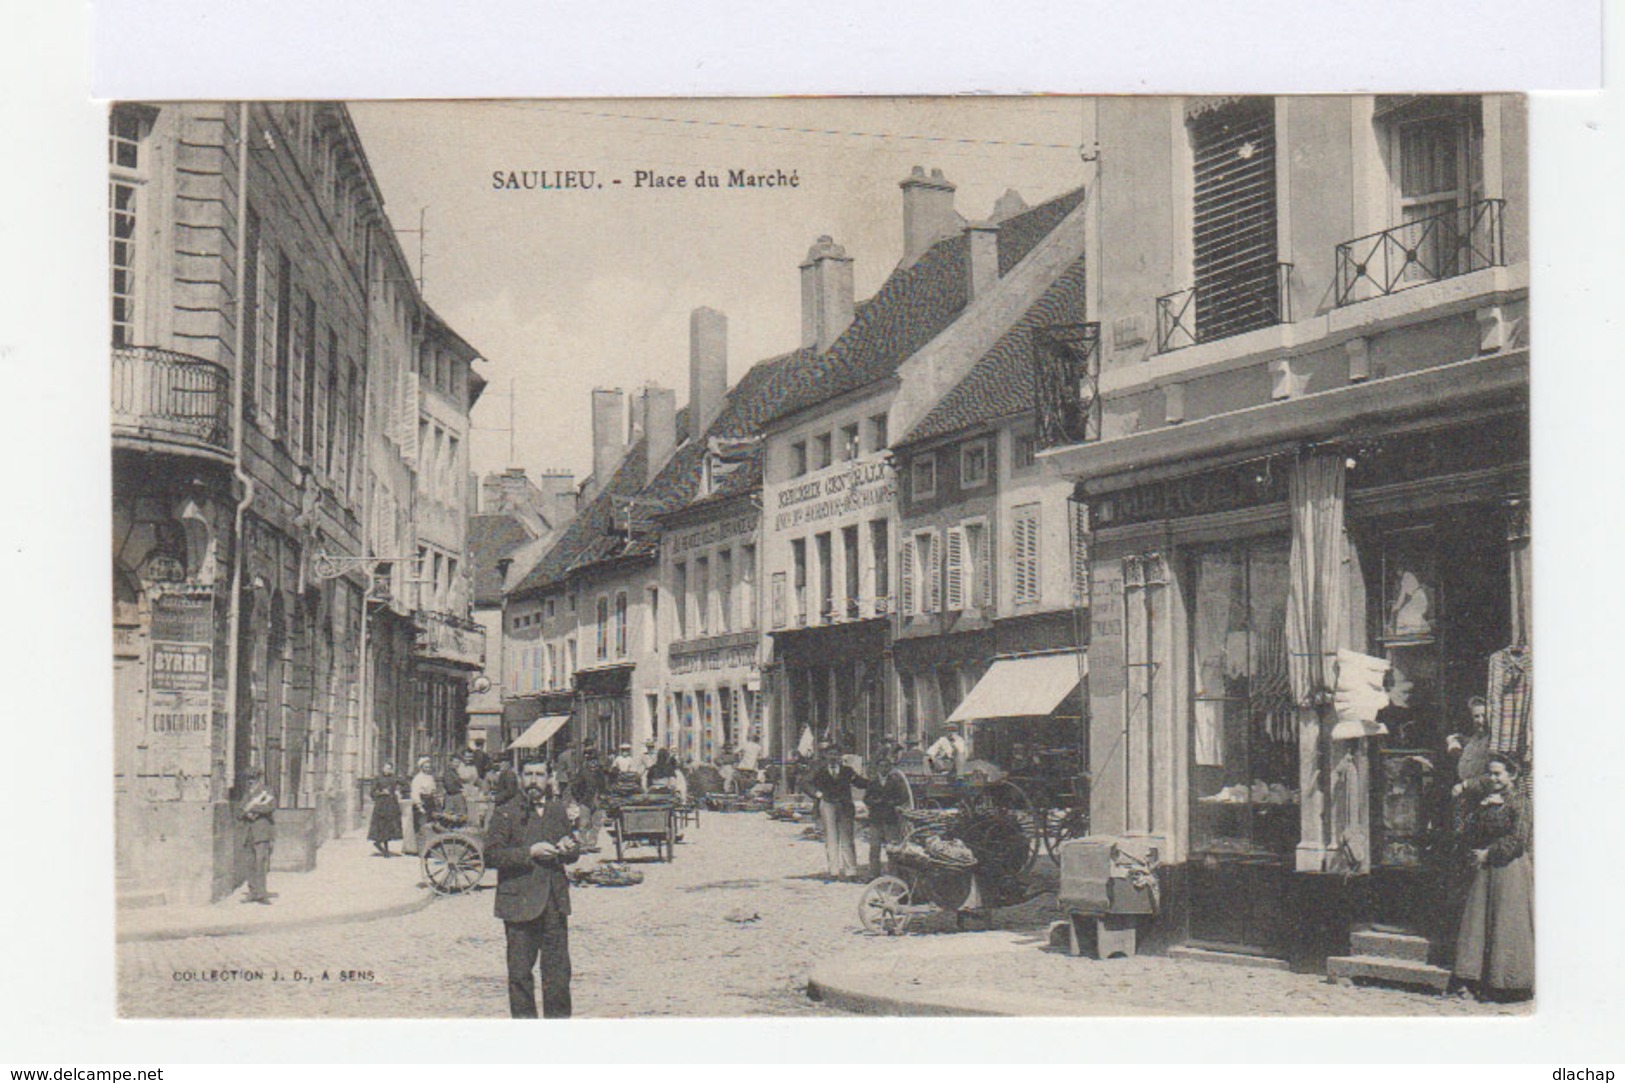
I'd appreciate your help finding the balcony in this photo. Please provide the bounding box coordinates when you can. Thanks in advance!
[111,346,232,461]
[1156,262,1292,354]
[1335,199,1505,306]
[414,609,487,670]
[1032,322,1102,451]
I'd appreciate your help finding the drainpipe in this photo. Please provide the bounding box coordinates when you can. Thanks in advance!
[223,101,256,799]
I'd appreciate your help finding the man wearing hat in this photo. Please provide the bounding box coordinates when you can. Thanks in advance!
[611,743,635,777]
[486,759,582,1018]
[236,768,276,904]
[927,721,969,777]
[804,742,863,880]
[569,742,607,853]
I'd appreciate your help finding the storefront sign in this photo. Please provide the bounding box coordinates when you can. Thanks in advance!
[414,611,486,668]
[146,587,215,740]
[670,641,759,676]
[669,513,757,556]
[1092,458,1289,530]
[772,460,894,531]
[1087,568,1125,697]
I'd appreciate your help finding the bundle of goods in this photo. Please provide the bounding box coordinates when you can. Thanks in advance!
[704,792,752,812]
[570,862,645,888]
[901,806,958,832]
[889,835,977,869]
[603,789,681,812]
[1197,781,1299,806]
[769,795,816,822]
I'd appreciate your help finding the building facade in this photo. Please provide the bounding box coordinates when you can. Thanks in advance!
[1040,94,1529,965]
[111,101,486,906]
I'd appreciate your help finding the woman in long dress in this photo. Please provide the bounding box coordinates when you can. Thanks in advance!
[367,764,404,856]
[1454,753,1534,1000]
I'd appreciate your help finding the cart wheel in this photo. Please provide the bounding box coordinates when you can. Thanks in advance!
[1043,807,1091,861]
[421,834,484,895]
[858,875,914,936]
[976,781,1041,872]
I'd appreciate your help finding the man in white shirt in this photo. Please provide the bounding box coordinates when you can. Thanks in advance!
[738,730,762,773]
[408,756,439,854]
[926,722,969,777]
[611,743,635,777]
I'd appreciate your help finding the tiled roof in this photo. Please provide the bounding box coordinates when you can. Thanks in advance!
[899,254,1089,447]
[759,184,1088,427]
[506,183,1088,594]
[469,514,538,606]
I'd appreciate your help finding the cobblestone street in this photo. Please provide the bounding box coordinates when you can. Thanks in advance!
[119,812,1523,1019]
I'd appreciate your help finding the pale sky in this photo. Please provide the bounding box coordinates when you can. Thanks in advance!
[348,98,1093,490]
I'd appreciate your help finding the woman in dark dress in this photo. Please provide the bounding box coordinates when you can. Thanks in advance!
[1454,753,1534,1000]
[367,764,404,856]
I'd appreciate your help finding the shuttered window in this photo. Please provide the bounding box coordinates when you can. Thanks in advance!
[1012,503,1041,606]
[898,536,915,617]
[945,527,966,611]
[971,521,992,607]
[1069,500,1091,605]
[924,530,942,614]
[1190,97,1279,342]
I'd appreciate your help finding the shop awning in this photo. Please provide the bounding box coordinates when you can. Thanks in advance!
[947,653,1086,723]
[507,714,571,751]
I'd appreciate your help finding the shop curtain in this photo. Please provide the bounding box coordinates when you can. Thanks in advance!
[1285,451,1369,873]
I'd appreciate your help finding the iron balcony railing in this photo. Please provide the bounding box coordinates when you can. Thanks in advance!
[1156,261,1293,354]
[1335,198,1505,306]
[1032,322,1102,451]
[111,345,232,457]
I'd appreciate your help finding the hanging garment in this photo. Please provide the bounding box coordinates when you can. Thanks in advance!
[1331,648,1391,737]
[1487,646,1532,760]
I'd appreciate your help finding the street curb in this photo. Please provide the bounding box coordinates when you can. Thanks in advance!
[806,959,1104,1017]
[117,891,436,944]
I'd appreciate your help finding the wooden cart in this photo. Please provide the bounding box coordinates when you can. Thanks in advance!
[856,806,1044,935]
[608,803,677,862]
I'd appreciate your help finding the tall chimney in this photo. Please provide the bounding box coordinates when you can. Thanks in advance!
[689,307,728,439]
[538,470,577,528]
[639,384,678,476]
[590,388,628,490]
[800,236,855,355]
[965,220,1000,301]
[899,166,961,267]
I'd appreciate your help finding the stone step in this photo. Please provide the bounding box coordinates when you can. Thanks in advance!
[1326,954,1452,992]
[1350,929,1432,962]
[1168,945,1290,972]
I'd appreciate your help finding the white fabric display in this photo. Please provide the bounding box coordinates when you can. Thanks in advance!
[1331,648,1390,738]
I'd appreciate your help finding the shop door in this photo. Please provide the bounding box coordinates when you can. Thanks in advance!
[1186,538,1297,955]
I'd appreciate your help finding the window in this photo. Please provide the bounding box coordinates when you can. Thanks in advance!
[911,454,937,501]
[842,525,860,617]
[960,439,990,488]
[546,644,558,690]
[346,362,361,499]
[596,596,609,659]
[447,557,459,609]
[1188,97,1280,343]
[952,520,991,610]
[909,530,940,615]
[545,598,556,619]
[1013,430,1037,472]
[448,435,461,504]
[790,441,808,477]
[740,544,757,629]
[108,110,147,347]
[646,586,660,652]
[868,413,889,452]
[771,570,788,629]
[301,295,318,461]
[673,562,688,639]
[791,538,808,622]
[567,637,577,675]
[614,591,628,657]
[1012,503,1042,605]
[870,520,890,610]
[695,556,711,636]
[946,527,966,611]
[840,423,861,462]
[815,532,833,619]
[1392,102,1482,283]
[241,208,261,416]
[273,253,293,434]
[718,549,734,632]
[813,433,832,471]
[324,329,340,477]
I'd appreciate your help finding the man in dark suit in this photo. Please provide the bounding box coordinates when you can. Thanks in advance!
[237,768,276,904]
[485,759,582,1018]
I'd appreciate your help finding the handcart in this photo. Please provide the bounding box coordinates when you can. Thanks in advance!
[418,803,487,895]
[856,805,1045,935]
[607,803,678,862]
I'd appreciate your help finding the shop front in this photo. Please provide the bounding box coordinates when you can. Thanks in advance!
[1079,407,1530,965]
[576,664,634,753]
[769,618,890,759]
[667,631,761,765]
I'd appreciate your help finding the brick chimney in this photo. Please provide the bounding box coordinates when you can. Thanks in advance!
[637,384,678,477]
[590,388,628,491]
[965,220,1000,301]
[689,307,728,439]
[538,470,577,528]
[900,166,961,267]
[800,236,854,355]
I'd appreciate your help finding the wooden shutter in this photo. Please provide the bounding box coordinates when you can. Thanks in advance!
[899,537,915,617]
[925,531,942,613]
[1013,505,1041,605]
[976,523,993,607]
[945,527,965,611]
[1190,97,1278,341]
[1069,501,1091,605]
